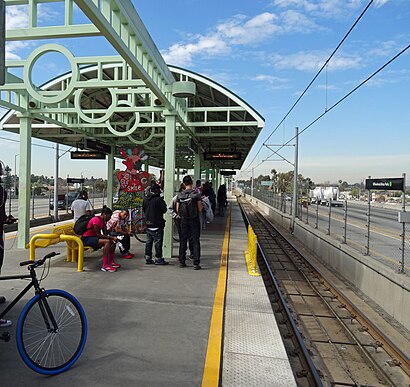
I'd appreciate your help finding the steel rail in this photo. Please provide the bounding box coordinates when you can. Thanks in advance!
[259,206,410,378]
[239,201,324,387]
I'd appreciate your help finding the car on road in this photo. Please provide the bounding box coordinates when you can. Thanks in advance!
[50,192,79,210]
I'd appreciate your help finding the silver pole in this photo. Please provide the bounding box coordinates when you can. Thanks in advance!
[400,173,406,272]
[343,199,347,244]
[53,144,59,221]
[251,167,254,197]
[31,185,35,219]
[291,127,299,232]
[327,200,331,235]
[365,175,371,255]
[14,153,19,198]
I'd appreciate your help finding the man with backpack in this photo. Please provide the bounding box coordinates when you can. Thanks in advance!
[176,175,203,270]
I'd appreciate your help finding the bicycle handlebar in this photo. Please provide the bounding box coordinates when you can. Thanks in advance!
[20,252,60,267]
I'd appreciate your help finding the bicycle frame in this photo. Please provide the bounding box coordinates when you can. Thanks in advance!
[0,268,59,331]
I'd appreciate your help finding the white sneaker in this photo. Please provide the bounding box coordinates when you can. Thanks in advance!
[0,319,12,328]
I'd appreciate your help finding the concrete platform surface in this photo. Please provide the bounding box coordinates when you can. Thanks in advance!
[0,201,295,386]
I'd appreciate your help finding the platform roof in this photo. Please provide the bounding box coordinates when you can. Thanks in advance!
[1,61,264,170]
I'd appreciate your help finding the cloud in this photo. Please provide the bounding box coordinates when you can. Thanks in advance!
[271,50,362,71]
[5,4,57,60]
[162,12,283,66]
[280,10,324,33]
[366,40,399,58]
[271,0,388,19]
[215,13,281,44]
[5,5,29,29]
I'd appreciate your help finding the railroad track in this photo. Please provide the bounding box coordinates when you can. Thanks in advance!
[239,199,410,386]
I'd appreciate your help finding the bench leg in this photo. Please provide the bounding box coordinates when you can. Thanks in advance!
[77,244,84,272]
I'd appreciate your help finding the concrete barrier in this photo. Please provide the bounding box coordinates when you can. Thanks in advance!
[244,194,410,330]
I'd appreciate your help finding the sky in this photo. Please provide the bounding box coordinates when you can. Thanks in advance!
[0,0,409,185]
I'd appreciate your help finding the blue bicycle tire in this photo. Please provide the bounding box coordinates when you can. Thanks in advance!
[16,289,87,375]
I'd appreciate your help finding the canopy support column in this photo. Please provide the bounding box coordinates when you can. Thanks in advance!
[163,112,176,259]
[17,114,32,248]
[107,147,114,209]
[194,152,201,182]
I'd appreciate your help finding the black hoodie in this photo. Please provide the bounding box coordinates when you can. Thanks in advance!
[143,193,167,229]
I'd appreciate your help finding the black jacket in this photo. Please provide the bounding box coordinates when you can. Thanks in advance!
[0,186,7,224]
[143,194,167,229]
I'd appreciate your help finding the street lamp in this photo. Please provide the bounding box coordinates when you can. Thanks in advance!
[14,154,19,197]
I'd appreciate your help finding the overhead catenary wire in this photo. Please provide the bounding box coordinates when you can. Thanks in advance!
[253,43,410,170]
[0,135,61,150]
[242,0,375,173]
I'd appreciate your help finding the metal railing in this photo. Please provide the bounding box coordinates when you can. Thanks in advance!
[243,188,409,276]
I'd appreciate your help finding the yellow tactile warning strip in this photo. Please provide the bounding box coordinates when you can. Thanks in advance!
[201,204,231,387]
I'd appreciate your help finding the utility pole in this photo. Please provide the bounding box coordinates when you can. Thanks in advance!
[291,127,299,233]
[251,167,254,197]
[53,144,59,221]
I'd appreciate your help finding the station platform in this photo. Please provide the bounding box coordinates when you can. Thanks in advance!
[0,198,295,386]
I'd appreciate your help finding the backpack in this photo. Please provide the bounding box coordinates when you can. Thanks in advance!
[202,196,214,223]
[74,214,94,235]
[178,190,198,219]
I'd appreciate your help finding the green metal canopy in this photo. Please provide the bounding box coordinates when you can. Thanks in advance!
[1,61,264,170]
[0,0,264,252]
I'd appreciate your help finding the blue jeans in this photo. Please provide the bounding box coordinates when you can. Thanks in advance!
[145,228,164,260]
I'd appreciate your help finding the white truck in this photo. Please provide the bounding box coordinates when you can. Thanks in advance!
[310,187,324,204]
[310,186,344,206]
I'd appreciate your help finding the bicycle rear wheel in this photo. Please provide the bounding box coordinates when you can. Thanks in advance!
[133,217,147,243]
[17,289,87,375]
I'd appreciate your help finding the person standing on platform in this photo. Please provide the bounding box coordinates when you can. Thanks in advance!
[71,191,93,222]
[143,183,168,265]
[0,165,16,327]
[194,179,202,194]
[177,175,203,270]
[217,184,227,216]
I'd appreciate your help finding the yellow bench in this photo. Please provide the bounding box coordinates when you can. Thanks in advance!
[28,224,94,272]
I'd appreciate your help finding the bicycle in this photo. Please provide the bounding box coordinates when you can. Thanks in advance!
[131,216,180,243]
[132,216,147,243]
[0,252,87,375]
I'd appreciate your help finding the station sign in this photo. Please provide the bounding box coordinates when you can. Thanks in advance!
[365,177,404,191]
[203,152,242,161]
[67,178,85,184]
[85,139,111,154]
[220,171,236,176]
[71,151,106,160]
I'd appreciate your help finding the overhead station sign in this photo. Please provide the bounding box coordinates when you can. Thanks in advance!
[85,139,111,154]
[220,170,236,176]
[67,177,85,184]
[203,152,242,161]
[71,151,106,160]
[365,177,404,191]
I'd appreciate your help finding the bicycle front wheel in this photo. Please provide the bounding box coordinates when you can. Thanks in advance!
[17,289,87,375]
[133,217,147,243]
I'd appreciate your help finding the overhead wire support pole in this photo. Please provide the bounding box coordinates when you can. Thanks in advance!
[263,43,410,165]
[291,127,298,233]
[241,0,375,173]
[400,172,406,273]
